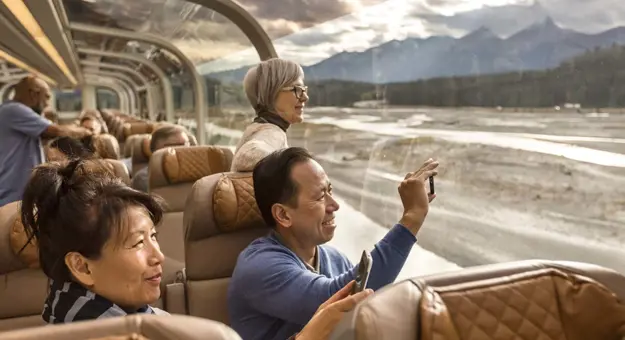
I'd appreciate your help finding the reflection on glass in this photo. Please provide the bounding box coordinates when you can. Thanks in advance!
[55,89,82,112]
[197,1,625,273]
[64,0,254,65]
[96,88,119,109]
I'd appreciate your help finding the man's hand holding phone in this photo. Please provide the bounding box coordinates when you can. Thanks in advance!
[398,158,439,236]
[295,281,373,340]
[351,250,372,295]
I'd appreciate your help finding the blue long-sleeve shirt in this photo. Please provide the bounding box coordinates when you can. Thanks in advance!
[227,224,417,340]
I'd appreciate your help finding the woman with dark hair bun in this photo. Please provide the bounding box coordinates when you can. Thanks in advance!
[46,135,96,162]
[21,159,168,323]
[19,159,372,335]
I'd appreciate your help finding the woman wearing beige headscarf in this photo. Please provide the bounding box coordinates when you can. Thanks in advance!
[231,58,309,172]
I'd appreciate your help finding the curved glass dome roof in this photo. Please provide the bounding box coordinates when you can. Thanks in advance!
[63,0,265,66]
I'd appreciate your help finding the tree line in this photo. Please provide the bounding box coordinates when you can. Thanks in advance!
[205,44,625,108]
[382,44,625,108]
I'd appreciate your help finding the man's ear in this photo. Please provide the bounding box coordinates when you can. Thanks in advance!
[271,203,292,228]
[65,252,95,287]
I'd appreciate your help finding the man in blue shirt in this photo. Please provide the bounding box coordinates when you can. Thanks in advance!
[0,76,91,207]
[228,147,438,340]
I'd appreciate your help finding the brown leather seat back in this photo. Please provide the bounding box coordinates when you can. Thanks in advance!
[93,134,121,160]
[330,260,625,340]
[122,122,153,143]
[148,146,233,263]
[183,172,268,325]
[111,117,126,141]
[0,201,48,332]
[100,109,114,126]
[130,134,152,175]
[0,314,242,340]
[124,134,145,158]
[101,159,131,185]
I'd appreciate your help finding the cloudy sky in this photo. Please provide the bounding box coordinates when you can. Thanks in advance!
[84,0,625,73]
[189,0,625,73]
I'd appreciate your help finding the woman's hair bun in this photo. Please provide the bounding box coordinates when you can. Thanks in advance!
[58,158,81,179]
[48,136,95,160]
[21,162,66,241]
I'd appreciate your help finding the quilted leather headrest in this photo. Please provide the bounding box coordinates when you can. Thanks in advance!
[149,146,233,189]
[418,268,625,339]
[212,173,263,233]
[185,172,266,243]
[329,260,625,340]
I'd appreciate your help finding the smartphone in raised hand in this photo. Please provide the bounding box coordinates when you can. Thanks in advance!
[351,250,373,294]
[429,176,435,195]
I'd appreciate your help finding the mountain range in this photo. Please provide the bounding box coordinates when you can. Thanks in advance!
[208,17,625,84]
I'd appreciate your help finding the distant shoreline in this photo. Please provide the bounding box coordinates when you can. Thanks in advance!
[375,105,625,114]
[297,105,625,115]
[205,105,625,116]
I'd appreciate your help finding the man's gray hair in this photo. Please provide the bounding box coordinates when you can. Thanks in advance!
[243,58,304,112]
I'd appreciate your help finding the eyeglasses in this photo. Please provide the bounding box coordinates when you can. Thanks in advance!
[281,85,308,100]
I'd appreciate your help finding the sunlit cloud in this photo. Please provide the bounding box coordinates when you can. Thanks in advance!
[68,0,625,73]
[195,0,625,74]
[198,0,428,72]
[421,0,532,15]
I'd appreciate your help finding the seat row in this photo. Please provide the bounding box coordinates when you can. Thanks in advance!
[1,110,624,339]
[1,133,258,330]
